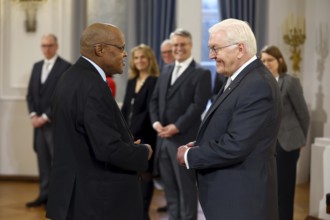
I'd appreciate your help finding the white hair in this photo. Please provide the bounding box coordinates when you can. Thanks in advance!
[209,18,257,56]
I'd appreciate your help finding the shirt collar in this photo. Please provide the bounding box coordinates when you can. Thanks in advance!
[229,55,257,81]
[44,55,58,64]
[175,56,193,69]
[82,56,107,82]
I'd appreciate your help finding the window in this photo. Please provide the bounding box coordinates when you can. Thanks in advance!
[201,0,221,90]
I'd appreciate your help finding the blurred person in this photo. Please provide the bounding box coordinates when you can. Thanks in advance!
[121,44,159,220]
[45,23,152,220]
[177,19,281,220]
[150,28,212,220]
[160,39,175,65]
[260,45,310,220]
[26,33,71,208]
[155,38,175,213]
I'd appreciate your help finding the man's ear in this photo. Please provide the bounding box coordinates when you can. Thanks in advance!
[94,45,103,57]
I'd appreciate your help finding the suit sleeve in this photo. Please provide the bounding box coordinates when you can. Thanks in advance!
[188,78,277,169]
[84,84,149,171]
[43,61,71,120]
[149,77,161,124]
[175,69,212,133]
[287,77,310,137]
[26,65,37,115]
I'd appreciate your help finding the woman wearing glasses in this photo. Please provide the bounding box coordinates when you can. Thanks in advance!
[260,45,310,220]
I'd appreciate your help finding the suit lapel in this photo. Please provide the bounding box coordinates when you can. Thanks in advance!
[197,59,263,140]
[167,61,196,98]
[278,74,284,91]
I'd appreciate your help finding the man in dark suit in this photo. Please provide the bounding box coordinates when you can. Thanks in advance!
[177,19,281,220]
[26,34,71,207]
[150,28,211,220]
[45,23,152,220]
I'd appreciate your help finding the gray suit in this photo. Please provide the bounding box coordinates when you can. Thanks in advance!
[150,60,211,220]
[276,73,310,220]
[277,73,310,151]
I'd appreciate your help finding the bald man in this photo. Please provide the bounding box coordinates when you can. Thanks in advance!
[46,23,152,220]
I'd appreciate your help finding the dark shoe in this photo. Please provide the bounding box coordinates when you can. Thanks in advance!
[25,198,47,208]
[157,205,168,212]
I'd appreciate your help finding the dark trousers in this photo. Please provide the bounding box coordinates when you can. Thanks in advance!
[276,143,300,220]
[35,123,54,200]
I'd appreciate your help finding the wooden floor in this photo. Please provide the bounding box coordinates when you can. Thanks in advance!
[0,180,309,220]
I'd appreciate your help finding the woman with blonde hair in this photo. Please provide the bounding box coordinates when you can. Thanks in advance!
[121,44,159,220]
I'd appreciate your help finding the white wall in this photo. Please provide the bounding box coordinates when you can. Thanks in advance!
[266,0,330,183]
[0,0,75,175]
[177,0,203,63]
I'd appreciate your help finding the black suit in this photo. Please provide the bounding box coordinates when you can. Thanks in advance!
[46,57,149,220]
[26,56,71,201]
[150,60,211,220]
[188,58,281,220]
[121,76,158,220]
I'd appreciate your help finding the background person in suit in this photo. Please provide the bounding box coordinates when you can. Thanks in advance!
[154,38,176,213]
[46,23,152,220]
[121,44,159,220]
[150,28,211,220]
[160,39,175,66]
[26,34,71,208]
[177,19,281,220]
[260,45,310,220]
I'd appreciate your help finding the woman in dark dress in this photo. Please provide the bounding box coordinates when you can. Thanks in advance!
[121,44,159,220]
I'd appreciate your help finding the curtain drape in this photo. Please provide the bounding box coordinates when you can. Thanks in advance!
[135,0,176,66]
[218,0,268,50]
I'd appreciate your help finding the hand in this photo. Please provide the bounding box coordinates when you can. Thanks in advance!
[154,122,165,133]
[177,145,189,167]
[31,116,40,128]
[145,144,153,160]
[37,116,48,127]
[134,139,141,144]
[158,124,179,138]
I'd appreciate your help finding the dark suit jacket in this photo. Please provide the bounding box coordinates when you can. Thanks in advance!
[150,60,211,143]
[121,76,158,172]
[277,73,310,151]
[149,60,211,173]
[46,57,149,220]
[188,59,281,220]
[26,56,71,118]
[26,56,71,151]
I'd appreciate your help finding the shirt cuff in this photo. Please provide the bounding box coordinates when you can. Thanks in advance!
[152,121,161,130]
[29,112,37,118]
[184,147,191,169]
[41,113,50,122]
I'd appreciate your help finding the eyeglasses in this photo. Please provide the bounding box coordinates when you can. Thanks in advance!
[41,44,55,48]
[161,50,172,54]
[94,43,125,52]
[209,43,239,55]
[261,58,276,63]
